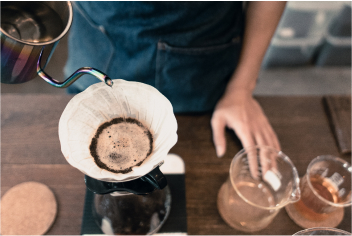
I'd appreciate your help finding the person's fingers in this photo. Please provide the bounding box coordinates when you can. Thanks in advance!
[255,131,270,176]
[264,125,281,150]
[211,115,227,158]
[212,95,281,181]
[230,124,258,179]
[267,128,280,171]
[246,121,280,177]
[260,125,280,171]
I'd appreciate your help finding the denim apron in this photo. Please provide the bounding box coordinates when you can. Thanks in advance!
[64,2,244,113]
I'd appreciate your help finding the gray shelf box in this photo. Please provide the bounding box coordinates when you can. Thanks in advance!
[316,5,351,66]
[263,1,345,68]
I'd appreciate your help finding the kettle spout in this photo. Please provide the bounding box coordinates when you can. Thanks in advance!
[37,47,113,88]
[104,77,113,87]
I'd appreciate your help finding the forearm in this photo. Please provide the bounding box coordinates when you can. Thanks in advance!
[225,1,286,94]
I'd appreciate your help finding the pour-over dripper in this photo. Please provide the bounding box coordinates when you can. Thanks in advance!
[58,79,177,235]
[58,79,178,182]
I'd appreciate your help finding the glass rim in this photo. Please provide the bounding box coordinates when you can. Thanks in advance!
[293,227,352,235]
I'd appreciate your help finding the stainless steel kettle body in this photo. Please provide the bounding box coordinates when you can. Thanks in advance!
[1,1,112,88]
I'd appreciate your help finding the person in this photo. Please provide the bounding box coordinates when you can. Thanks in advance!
[64,2,286,169]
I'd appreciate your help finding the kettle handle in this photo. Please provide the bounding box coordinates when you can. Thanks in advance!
[36,47,113,88]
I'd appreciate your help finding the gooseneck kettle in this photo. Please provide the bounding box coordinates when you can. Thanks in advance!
[1,1,113,88]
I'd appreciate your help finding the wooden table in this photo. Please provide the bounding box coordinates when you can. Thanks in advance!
[1,94,351,235]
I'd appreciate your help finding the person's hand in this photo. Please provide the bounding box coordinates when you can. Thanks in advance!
[209,1,286,178]
[211,89,280,177]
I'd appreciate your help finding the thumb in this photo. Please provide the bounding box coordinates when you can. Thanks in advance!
[211,115,227,158]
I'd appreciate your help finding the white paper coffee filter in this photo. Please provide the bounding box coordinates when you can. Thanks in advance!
[59,79,178,182]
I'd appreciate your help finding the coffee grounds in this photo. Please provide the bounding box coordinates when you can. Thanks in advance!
[90,117,153,174]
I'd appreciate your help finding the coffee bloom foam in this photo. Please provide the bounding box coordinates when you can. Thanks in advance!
[58,79,178,182]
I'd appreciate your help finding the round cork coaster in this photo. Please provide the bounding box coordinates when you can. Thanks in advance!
[1,182,57,235]
[285,202,344,229]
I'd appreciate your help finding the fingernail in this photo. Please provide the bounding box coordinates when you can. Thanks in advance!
[216,146,225,158]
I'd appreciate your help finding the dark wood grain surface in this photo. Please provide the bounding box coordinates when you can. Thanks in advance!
[324,95,352,155]
[1,94,351,235]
